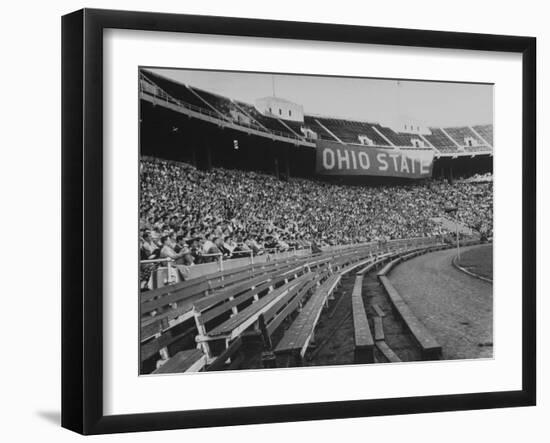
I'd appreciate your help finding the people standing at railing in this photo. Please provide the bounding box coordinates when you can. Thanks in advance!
[245,236,263,255]
[196,235,222,263]
[201,233,215,255]
[232,238,252,257]
[223,236,238,255]
[140,231,159,260]
[165,231,178,250]
[173,235,195,266]
[159,236,188,262]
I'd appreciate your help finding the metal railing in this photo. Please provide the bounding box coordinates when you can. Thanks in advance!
[139,78,307,143]
[139,246,313,288]
[139,237,445,289]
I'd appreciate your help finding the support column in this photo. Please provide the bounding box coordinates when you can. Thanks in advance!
[205,137,212,171]
[274,157,279,179]
[191,144,197,167]
[284,146,290,180]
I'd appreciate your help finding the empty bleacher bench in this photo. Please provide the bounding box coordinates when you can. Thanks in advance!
[274,253,373,365]
[152,348,207,374]
[379,275,442,360]
[351,275,374,363]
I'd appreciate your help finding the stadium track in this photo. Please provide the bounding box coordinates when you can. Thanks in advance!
[389,245,493,360]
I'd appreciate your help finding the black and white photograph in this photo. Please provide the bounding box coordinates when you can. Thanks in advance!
[139,68,494,375]
[1,0,545,439]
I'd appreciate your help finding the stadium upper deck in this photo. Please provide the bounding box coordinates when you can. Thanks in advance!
[140,70,493,157]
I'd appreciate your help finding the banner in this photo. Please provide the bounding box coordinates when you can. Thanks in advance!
[316,139,434,178]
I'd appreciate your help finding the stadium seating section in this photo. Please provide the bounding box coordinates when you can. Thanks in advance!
[375,126,418,147]
[140,158,494,258]
[302,116,335,141]
[188,86,236,120]
[313,117,391,146]
[140,70,493,155]
[444,126,482,146]
[473,124,494,146]
[141,71,212,111]
[277,118,306,137]
[423,128,458,152]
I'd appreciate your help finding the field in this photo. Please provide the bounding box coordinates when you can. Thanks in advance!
[390,245,493,360]
[458,243,493,280]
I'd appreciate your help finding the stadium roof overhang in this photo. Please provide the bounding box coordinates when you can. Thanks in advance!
[140,91,316,149]
[140,91,493,159]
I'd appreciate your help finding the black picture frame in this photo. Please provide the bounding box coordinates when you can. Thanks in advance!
[61,8,536,435]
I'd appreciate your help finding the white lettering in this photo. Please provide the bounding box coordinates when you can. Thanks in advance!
[389,153,400,171]
[351,150,358,169]
[323,149,335,169]
[400,155,410,173]
[337,149,351,169]
[358,151,370,169]
[421,160,430,175]
[377,153,388,171]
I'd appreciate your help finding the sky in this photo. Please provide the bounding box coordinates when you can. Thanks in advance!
[147,68,493,127]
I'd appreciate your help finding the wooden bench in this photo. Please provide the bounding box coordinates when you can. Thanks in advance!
[141,248,375,370]
[364,247,438,275]
[196,272,317,363]
[381,244,446,272]
[373,304,386,318]
[356,255,388,276]
[141,246,369,316]
[205,274,323,371]
[351,274,374,363]
[141,322,196,365]
[376,341,402,363]
[141,256,304,318]
[193,263,300,315]
[374,246,430,277]
[140,259,275,306]
[140,258,308,342]
[140,257,316,370]
[378,275,442,360]
[263,274,323,337]
[275,254,373,364]
[274,273,339,364]
[141,243,437,373]
[205,337,244,371]
[373,316,385,341]
[152,348,207,374]
[204,273,314,340]
[141,268,300,368]
[194,250,361,319]
[195,267,307,333]
[377,257,403,277]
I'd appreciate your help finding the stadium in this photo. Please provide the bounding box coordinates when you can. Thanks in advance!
[138,68,493,375]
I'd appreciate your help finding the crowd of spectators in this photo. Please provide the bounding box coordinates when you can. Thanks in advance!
[139,157,493,270]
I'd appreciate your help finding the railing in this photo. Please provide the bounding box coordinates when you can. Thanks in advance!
[139,237,444,290]
[139,247,312,288]
[139,78,308,144]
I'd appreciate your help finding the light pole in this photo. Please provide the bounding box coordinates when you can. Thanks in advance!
[444,204,460,261]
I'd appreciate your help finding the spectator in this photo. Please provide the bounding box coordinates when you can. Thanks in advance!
[139,157,493,258]
[159,236,186,261]
[141,231,159,259]
[202,233,216,255]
